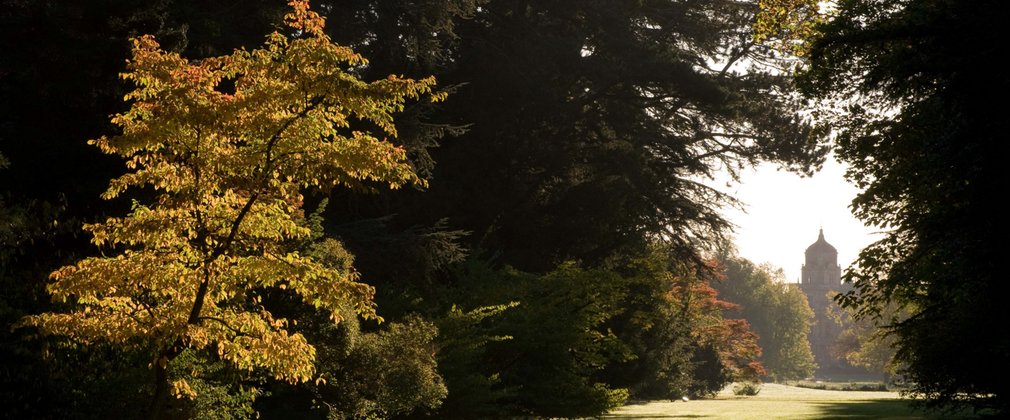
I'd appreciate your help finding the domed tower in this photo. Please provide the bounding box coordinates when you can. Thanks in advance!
[801,228,842,288]
[799,229,852,376]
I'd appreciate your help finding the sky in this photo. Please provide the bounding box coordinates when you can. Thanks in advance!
[708,156,882,283]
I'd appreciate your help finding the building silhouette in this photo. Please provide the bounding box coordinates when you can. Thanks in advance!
[799,229,854,376]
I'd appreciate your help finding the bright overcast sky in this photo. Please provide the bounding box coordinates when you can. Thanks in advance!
[708,155,882,283]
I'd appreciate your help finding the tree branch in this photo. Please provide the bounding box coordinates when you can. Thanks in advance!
[197,316,247,336]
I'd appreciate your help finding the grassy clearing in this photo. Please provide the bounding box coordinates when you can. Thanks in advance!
[604,383,978,419]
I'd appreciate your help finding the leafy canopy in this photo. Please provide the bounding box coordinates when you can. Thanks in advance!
[799,0,1005,411]
[21,0,442,395]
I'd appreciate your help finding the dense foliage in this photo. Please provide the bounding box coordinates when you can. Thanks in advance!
[828,300,903,379]
[1,0,830,418]
[430,248,765,416]
[712,254,816,381]
[799,0,1007,413]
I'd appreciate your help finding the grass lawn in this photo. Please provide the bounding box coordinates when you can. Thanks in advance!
[604,383,979,419]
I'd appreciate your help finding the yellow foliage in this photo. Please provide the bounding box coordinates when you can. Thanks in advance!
[753,0,824,57]
[20,0,441,394]
[171,379,198,400]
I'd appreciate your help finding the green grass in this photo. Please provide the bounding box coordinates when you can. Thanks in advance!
[604,383,979,419]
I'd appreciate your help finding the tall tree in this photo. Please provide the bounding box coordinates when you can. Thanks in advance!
[799,0,1007,412]
[0,2,295,417]
[17,2,442,417]
[311,0,830,272]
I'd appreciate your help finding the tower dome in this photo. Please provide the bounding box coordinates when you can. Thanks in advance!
[805,228,837,257]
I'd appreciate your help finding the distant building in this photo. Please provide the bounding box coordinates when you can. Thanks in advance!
[799,229,855,376]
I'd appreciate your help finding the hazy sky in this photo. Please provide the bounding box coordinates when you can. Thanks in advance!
[709,156,881,283]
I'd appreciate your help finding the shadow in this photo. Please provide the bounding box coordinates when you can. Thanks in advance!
[602,415,709,419]
[811,399,980,419]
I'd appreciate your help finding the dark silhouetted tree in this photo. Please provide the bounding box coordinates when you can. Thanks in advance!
[315,0,830,272]
[800,0,1007,412]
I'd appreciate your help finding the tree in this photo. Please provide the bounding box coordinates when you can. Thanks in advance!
[798,0,1007,412]
[713,254,815,381]
[18,1,443,417]
[310,0,830,273]
[258,312,447,419]
[682,267,766,395]
[828,300,905,380]
[601,246,765,400]
[254,234,449,419]
[435,261,632,418]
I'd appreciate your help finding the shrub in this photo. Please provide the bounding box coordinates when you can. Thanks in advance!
[794,381,827,390]
[840,382,888,392]
[732,382,762,396]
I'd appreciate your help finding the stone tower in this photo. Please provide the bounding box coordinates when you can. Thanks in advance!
[799,229,852,376]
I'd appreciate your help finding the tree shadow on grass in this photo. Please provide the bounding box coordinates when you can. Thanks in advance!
[602,415,708,419]
[811,399,979,419]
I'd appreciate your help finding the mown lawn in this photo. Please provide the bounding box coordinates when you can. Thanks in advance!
[604,383,978,419]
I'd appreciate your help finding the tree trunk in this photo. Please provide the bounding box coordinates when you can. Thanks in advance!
[147,352,171,420]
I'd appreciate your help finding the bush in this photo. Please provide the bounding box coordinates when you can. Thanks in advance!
[840,382,888,392]
[792,380,888,392]
[732,382,762,396]
[793,381,827,390]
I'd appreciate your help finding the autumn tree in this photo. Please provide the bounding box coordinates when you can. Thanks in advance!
[18,1,442,417]
[681,265,765,396]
